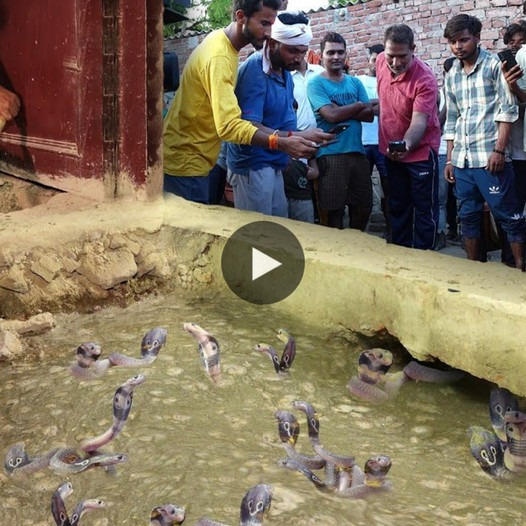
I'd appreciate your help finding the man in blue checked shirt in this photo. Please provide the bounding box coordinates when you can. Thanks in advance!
[443,14,526,270]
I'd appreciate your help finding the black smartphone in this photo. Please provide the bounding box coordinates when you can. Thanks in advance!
[388,140,407,153]
[498,49,518,71]
[328,124,349,134]
[314,138,339,147]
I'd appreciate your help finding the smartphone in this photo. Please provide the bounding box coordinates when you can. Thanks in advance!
[315,138,339,147]
[328,124,349,134]
[498,49,518,71]
[388,140,407,153]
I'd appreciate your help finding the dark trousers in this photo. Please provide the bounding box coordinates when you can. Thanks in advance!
[385,150,439,249]
[446,182,458,234]
[208,164,227,205]
[497,159,526,264]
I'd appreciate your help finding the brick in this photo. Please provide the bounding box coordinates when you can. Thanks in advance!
[484,29,501,39]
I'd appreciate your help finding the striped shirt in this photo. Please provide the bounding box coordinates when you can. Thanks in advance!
[443,48,518,168]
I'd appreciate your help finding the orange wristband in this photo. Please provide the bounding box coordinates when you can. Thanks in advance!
[268,130,279,150]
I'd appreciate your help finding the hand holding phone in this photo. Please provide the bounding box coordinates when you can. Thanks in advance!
[314,138,339,148]
[498,49,518,71]
[328,124,349,134]
[388,140,407,153]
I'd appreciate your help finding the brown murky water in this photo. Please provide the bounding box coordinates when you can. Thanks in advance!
[1,291,526,525]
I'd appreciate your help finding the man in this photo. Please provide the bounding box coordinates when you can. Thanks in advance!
[357,44,389,237]
[227,11,319,216]
[497,22,526,266]
[503,22,526,54]
[443,14,525,269]
[307,32,374,230]
[437,57,458,249]
[163,0,328,204]
[376,24,440,250]
[282,56,324,223]
[504,23,526,208]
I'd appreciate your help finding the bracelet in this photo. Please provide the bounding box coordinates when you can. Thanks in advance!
[287,130,293,137]
[493,148,505,156]
[268,130,279,150]
[445,160,452,165]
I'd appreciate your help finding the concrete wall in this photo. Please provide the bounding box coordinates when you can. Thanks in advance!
[165,0,524,78]
[2,194,526,397]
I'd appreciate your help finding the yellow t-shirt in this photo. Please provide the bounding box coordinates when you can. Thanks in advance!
[163,30,258,177]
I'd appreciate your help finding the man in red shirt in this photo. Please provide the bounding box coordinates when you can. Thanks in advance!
[377,24,441,249]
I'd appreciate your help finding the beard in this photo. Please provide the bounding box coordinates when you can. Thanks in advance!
[243,24,264,50]
[268,47,284,70]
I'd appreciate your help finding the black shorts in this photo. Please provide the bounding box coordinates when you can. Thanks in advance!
[317,152,372,211]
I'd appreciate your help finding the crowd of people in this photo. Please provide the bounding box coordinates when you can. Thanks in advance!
[163,1,526,270]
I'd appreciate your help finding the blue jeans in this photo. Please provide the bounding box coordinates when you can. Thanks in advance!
[364,144,387,179]
[385,151,439,249]
[164,174,210,204]
[288,198,314,223]
[455,163,526,242]
[437,154,449,233]
[230,166,288,218]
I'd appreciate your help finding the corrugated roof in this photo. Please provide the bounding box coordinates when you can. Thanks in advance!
[166,0,373,39]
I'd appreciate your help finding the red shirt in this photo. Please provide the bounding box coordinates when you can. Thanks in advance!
[376,52,440,162]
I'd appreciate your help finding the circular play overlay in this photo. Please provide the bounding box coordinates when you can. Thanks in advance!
[221,221,305,305]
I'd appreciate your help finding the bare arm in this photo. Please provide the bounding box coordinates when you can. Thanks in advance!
[249,123,333,157]
[444,140,455,183]
[355,106,374,122]
[438,91,447,127]
[404,111,429,152]
[250,128,317,158]
[319,102,373,124]
[487,121,512,173]
[250,122,333,143]
[370,98,380,117]
[386,112,429,162]
[307,157,319,180]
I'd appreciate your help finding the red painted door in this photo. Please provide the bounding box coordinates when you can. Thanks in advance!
[0,0,162,200]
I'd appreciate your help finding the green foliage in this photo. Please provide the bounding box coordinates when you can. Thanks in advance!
[206,0,232,29]
[164,23,179,38]
[164,0,232,37]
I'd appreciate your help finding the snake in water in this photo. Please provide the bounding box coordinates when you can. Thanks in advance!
[70,328,167,380]
[50,481,106,526]
[347,348,465,403]
[195,484,273,526]
[4,375,143,476]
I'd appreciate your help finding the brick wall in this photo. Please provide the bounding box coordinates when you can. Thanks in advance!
[165,0,524,78]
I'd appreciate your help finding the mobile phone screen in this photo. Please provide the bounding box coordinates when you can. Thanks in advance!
[315,138,339,147]
[329,124,348,134]
[498,50,517,71]
[388,141,406,153]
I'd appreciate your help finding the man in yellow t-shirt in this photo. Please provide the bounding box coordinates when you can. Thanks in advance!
[163,0,331,204]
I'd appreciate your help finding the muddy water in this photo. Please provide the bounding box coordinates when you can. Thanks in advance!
[1,291,526,525]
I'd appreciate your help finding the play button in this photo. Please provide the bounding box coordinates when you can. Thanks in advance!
[252,248,282,281]
[221,221,305,304]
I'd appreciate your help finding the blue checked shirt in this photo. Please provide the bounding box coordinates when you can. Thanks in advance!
[443,48,518,168]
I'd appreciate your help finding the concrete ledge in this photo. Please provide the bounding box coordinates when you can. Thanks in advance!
[2,193,526,395]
